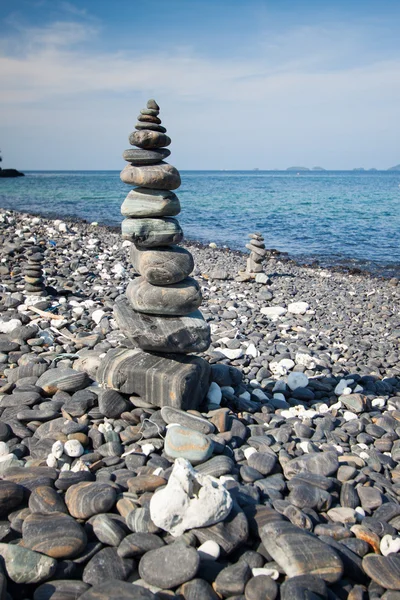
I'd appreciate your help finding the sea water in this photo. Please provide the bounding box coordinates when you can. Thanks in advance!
[0,170,399,276]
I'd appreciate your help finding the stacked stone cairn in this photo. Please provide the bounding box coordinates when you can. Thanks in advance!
[246,231,266,274]
[22,243,46,295]
[97,100,211,410]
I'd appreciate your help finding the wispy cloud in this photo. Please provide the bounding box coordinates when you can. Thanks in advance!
[1,14,399,168]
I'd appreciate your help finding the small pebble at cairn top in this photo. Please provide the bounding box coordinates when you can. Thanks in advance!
[117,99,211,353]
[22,243,46,295]
[246,232,267,274]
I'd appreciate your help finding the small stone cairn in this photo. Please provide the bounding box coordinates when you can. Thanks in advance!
[22,244,46,296]
[97,100,211,410]
[246,231,266,274]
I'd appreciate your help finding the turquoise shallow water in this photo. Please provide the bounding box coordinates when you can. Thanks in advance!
[0,170,399,276]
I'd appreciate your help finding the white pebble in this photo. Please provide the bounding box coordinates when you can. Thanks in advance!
[46,454,58,468]
[260,306,287,319]
[335,379,354,395]
[197,540,220,561]
[214,348,244,360]
[355,507,365,521]
[51,440,64,458]
[380,535,400,556]
[141,444,155,456]
[287,301,310,315]
[91,309,105,324]
[207,382,222,406]
[0,442,9,457]
[252,567,279,580]
[343,411,358,421]
[371,397,386,408]
[318,404,329,414]
[299,441,311,453]
[244,447,257,459]
[287,372,309,390]
[64,440,84,457]
[245,343,258,358]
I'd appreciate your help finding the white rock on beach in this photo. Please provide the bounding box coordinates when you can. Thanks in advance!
[288,301,310,314]
[149,457,232,537]
[287,372,309,390]
[260,306,287,319]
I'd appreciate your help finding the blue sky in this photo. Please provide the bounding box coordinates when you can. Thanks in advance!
[1,0,400,169]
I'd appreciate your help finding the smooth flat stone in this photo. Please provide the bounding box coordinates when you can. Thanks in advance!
[28,485,68,514]
[0,542,56,584]
[129,130,171,149]
[120,163,180,190]
[121,217,183,247]
[245,575,278,600]
[261,520,343,583]
[0,480,24,515]
[36,367,89,394]
[114,300,210,353]
[126,276,202,316]
[92,514,127,546]
[123,148,170,165]
[33,580,90,600]
[138,543,199,589]
[130,244,192,285]
[161,406,215,434]
[214,561,251,597]
[362,554,400,590]
[97,348,210,410]
[121,188,180,218]
[83,547,134,586]
[178,579,219,600]
[117,533,165,558]
[126,506,159,534]
[79,580,155,599]
[165,426,213,464]
[247,451,277,476]
[280,575,327,600]
[283,451,339,479]
[137,114,162,124]
[98,389,130,418]
[65,482,117,519]
[22,511,87,559]
[193,502,249,555]
[195,455,236,478]
[134,122,167,133]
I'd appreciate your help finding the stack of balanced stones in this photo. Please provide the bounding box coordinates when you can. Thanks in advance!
[98,100,211,410]
[23,244,46,295]
[246,231,267,274]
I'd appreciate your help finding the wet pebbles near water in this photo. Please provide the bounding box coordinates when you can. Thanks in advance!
[0,204,398,598]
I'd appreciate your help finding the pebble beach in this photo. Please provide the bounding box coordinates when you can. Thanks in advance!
[0,207,398,599]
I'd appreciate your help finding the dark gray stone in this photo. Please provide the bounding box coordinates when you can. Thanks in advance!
[22,512,87,559]
[121,217,183,247]
[114,300,210,353]
[80,580,155,599]
[126,276,202,316]
[138,543,199,589]
[130,244,193,285]
[122,148,171,165]
[83,547,135,586]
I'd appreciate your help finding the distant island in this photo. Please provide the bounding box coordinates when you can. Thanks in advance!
[388,164,400,171]
[0,152,24,178]
[286,166,310,171]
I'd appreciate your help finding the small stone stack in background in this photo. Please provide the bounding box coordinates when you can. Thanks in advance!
[97,99,211,410]
[22,244,46,296]
[246,232,266,274]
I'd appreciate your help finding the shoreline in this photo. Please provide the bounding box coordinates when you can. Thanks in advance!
[1,207,398,283]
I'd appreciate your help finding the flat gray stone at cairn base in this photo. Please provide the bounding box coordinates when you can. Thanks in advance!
[97,348,211,410]
[114,300,211,353]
